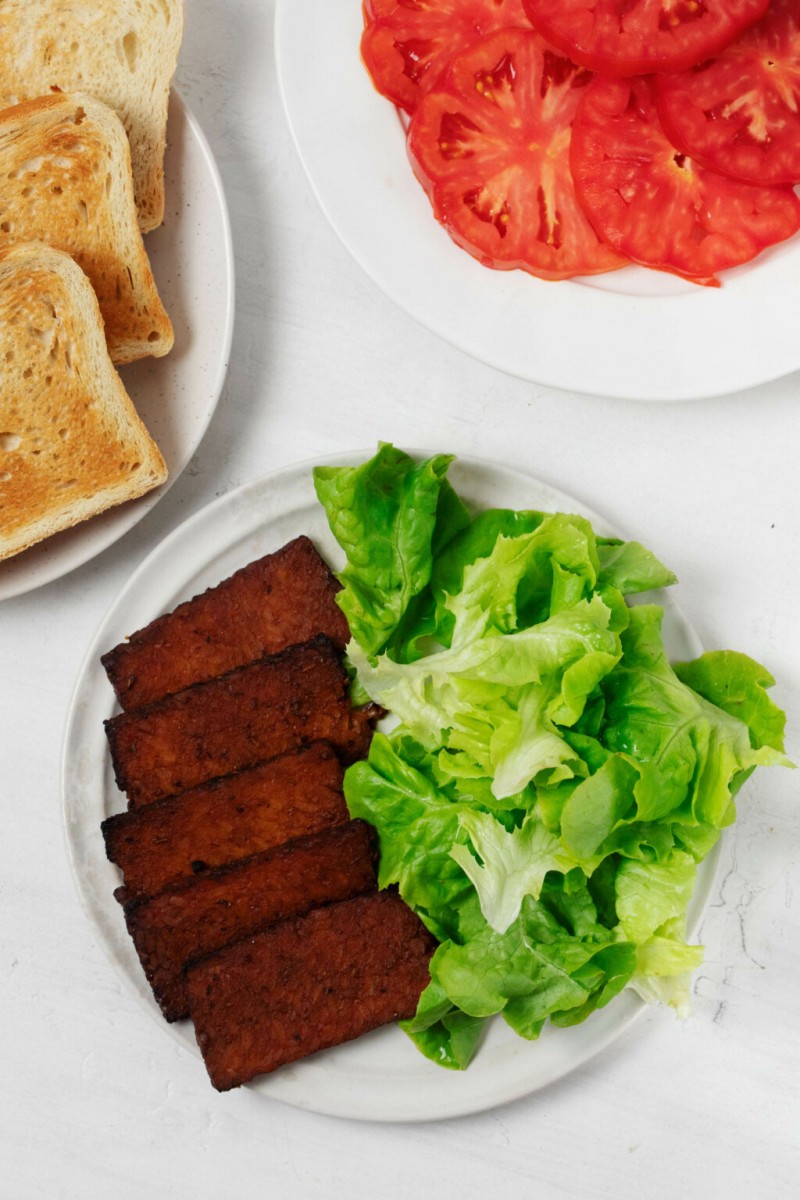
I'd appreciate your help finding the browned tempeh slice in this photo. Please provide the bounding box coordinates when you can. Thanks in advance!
[185,890,437,1091]
[105,637,374,809]
[102,742,348,902]
[102,537,350,710]
[124,821,377,1022]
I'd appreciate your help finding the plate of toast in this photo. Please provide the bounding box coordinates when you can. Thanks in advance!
[0,2,234,600]
[62,454,718,1122]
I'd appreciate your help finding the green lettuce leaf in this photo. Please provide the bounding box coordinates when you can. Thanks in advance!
[313,444,468,656]
[429,894,635,1037]
[399,981,486,1070]
[430,509,545,646]
[615,851,697,943]
[349,595,621,798]
[596,538,677,595]
[673,650,788,753]
[627,917,705,1018]
[315,446,791,1070]
[344,733,474,940]
[445,514,603,642]
[601,606,789,830]
[450,809,576,934]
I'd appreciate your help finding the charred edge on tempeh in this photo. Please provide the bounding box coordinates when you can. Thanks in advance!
[123,821,378,1022]
[102,537,350,710]
[101,741,349,902]
[104,636,375,808]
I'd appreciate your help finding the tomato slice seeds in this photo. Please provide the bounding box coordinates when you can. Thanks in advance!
[570,75,800,286]
[520,0,770,76]
[654,0,800,186]
[361,0,533,114]
[362,0,800,284]
[407,28,626,279]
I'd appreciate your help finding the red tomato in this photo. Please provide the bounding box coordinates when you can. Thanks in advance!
[521,0,770,76]
[570,76,800,286]
[361,0,533,114]
[407,28,626,280]
[654,0,800,186]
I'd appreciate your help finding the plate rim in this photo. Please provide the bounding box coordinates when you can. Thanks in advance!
[274,0,800,402]
[61,450,720,1122]
[0,87,236,602]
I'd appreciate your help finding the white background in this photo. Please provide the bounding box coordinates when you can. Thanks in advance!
[1,2,798,1196]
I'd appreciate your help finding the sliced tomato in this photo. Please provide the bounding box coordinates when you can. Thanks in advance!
[570,76,800,286]
[521,0,769,76]
[654,0,800,186]
[407,28,626,280]
[361,0,533,115]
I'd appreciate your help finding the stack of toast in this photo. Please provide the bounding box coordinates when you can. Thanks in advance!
[0,1,185,562]
[100,536,437,1091]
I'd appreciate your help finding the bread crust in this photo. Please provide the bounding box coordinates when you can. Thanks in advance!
[0,93,173,363]
[0,0,184,231]
[0,242,166,562]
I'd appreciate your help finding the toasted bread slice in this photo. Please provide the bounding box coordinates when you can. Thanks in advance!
[0,94,173,364]
[0,242,167,562]
[0,1,184,232]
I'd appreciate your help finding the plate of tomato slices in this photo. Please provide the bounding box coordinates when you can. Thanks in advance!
[275,0,800,400]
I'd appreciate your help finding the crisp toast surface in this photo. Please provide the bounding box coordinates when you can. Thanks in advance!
[0,0,183,231]
[0,93,173,363]
[0,242,166,562]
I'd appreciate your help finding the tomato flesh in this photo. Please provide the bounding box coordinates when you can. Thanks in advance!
[521,0,770,75]
[655,0,800,186]
[407,28,626,279]
[361,0,533,114]
[570,75,800,285]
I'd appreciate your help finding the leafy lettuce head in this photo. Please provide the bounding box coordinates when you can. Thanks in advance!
[316,446,792,1069]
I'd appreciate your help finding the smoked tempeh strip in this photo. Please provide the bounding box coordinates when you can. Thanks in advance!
[105,636,374,808]
[102,742,349,901]
[102,537,350,710]
[124,821,377,1021]
[186,890,437,1090]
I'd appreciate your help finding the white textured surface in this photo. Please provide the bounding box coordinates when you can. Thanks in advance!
[1,1,799,1196]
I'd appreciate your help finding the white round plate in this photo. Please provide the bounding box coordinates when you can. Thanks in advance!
[0,90,234,601]
[63,453,717,1122]
[275,0,800,401]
